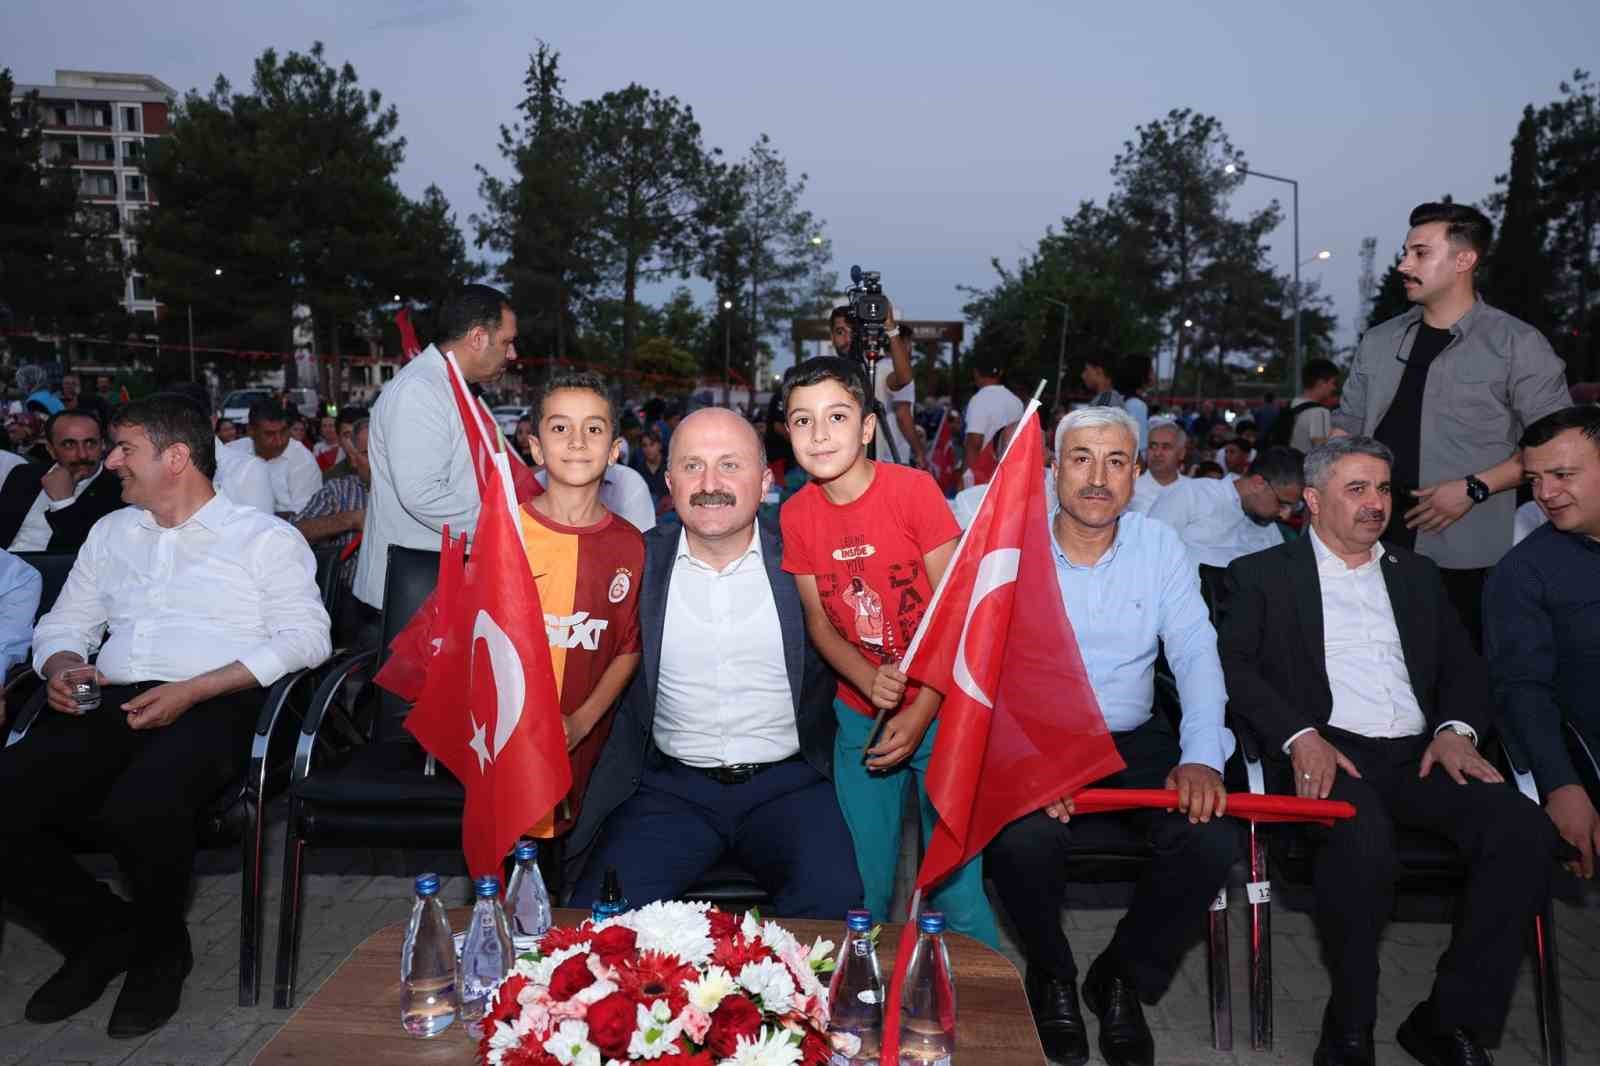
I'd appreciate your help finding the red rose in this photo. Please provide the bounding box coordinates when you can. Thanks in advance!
[799,1028,832,1066]
[585,992,637,1060]
[590,923,639,966]
[548,953,596,1000]
[487,973,529,1026]
[705,994,764,1059]
[655,1049,716,1066]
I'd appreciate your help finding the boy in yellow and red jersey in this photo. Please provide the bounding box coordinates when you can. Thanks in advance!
[520,371,643,834]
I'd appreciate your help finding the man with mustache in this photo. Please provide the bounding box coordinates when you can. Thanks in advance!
[1,410,125,552]
[565,407,862,917]
[1334,202,1570,650]
[1219,436,1560,1066]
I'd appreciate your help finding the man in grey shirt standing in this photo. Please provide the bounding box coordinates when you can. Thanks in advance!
[1334,202,1569,646]
[353,285,519,610]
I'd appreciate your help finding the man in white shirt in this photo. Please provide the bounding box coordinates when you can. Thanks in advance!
[228,399,321,518]
[355,284,518,609]
[1285,357,1340,454]
[964,362,1025,485]
[1128,417,1188,514]
[4,411,123,552]
[565,408,861,916]
[1147,446,1305,568]
[1219,436,1559,1066]
[0,394,330,1038]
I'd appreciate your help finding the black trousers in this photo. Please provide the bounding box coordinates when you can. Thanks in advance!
[1294,728,1559,1032]
[0,684,259,952]
[985,716,1238,1002]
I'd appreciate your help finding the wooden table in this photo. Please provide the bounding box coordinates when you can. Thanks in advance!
[254,907,1045,1064]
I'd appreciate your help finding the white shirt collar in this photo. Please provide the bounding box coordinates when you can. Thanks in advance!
[675,524,763,573]
[1309,525,1384,574]
[135,491,234,534]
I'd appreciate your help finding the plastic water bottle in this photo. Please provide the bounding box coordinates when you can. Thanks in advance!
[399,873,456,1037]
[591,867,627,923]
[898,911,956,1066]
[504,839,552,938]
[457,874,515,1040]
[827,909,883,1065]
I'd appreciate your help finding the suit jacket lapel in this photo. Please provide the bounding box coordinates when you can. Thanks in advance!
[1289,536,1330,698]
[1379,548,1431,712]
[639,528,676,717]
[760,521,805,711]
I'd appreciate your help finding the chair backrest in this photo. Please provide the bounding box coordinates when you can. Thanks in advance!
[310,542,342,613]
[374,546,442,743]
[16,551,77,622]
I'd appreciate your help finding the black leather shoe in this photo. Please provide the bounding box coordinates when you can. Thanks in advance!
[1024,968,1088,1066]
[24,929,138,1024]
[1081,956,1154,1066]
[106,930,193,1039]
[1313,1005,1375,1066]
[1396,1001,1493,1066]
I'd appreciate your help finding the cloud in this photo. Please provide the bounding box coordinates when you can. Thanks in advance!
[370,0,474,31]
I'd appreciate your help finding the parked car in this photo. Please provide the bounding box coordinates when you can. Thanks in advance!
[220,389,274,425]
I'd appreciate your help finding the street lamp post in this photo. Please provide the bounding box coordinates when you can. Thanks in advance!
[1225,163,1309,397]
[721,299,734,408]
[1043,297,1070,412]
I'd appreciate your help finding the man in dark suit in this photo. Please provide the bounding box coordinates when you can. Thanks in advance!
[565,408,862,916]
[1,410,124,553]
[1218,436,1560,1066]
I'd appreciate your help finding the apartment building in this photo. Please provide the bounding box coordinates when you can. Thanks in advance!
[18,69,175,319]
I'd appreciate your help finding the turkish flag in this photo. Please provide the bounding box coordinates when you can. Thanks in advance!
[403,452,570,880]
[441,350,538,505]
[904,401,1124,891]
[372,526,465,705]
[395,307,422,363]
[928,408,960,496]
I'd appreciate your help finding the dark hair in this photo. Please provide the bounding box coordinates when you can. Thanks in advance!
[1235,419,1256,434]
[538,370,615,431]
[1409,202,1493,264]
[1112,355,1151,397]
[163,381,211,414]
[44,408,104,443]
[781,355,869,412]
[1193,460,1225,478]
[335,404,368,430]
[248,399,288,425]
[1520,405,1600,450]
[1248,444,1305,487]
[1302,357,1341,388]
[114,393,217,478]
[972,359,1007,381]
[435,283,511,346]
[828,305,852,328]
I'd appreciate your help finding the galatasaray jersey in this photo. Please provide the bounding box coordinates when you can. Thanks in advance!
[517,504,644,832]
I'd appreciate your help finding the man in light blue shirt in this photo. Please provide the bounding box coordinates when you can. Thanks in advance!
[1,548,42,676]
[986,405,1237,1066]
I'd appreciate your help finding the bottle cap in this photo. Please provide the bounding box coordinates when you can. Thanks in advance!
[414,872,440,897]
[473,874,501,897]
[514,839,538,861]
[845,909,873,932]
[917,911,946,934]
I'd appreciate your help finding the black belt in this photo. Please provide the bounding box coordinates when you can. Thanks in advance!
[673,753,802,785]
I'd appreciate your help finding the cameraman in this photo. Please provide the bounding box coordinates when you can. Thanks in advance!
[828,301,926,468]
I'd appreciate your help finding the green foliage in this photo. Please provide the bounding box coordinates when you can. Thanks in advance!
[1536,70,1599,377]
[0,68,126,338]
[1484,106,1556,335]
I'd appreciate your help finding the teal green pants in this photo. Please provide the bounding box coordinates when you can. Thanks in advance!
[832,700,1000,948]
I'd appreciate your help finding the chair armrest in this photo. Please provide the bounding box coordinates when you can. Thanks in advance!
[290,648,381,786]
[249,668,316,764]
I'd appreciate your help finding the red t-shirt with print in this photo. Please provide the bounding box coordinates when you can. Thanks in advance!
[780,462,960,717]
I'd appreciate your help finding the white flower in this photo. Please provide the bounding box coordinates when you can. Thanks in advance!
[726,1027,804,1066]
[759,920,800,958]
[738,958,797,1016]
[740,910,762,941]
[807,938,835,969]
[615,900,715,965]
[684,964,736,1012]
[543,1020,602,1066]
[572,977,619,1006]
[627,999,682,1059]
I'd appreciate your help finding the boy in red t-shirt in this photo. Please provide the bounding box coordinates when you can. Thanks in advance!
[521,371,644,836]
[779,356,999,945]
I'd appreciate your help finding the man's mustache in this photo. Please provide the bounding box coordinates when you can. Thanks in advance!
[690,491,737,507]
[1076,487,1112,500]
[1400,273,1420,285]
[1357,509,1386,523]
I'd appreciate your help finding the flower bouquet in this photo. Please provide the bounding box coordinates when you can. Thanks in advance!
[477,901,837,1066]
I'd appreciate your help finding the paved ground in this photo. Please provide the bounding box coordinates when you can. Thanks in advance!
[1,797,1595,1066]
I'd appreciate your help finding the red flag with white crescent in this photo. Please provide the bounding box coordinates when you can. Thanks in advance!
[928,407,960,495]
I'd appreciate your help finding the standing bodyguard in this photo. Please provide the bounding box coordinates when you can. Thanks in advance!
[1333,202,1570,645]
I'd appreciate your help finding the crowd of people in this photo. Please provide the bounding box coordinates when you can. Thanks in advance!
[0,201,1597,1066]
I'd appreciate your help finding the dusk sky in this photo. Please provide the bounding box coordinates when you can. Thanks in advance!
[7,0,1596,368]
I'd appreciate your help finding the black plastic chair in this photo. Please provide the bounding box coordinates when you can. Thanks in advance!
[3,668,314,1007]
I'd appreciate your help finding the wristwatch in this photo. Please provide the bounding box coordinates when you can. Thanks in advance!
[1440,722,1477,745]
[1464,474,1490,505]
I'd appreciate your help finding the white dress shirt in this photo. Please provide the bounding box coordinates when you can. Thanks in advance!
[1146,475,1283,568]
[1128,469,1185,515]
[355,345,481,608]
[535,464,657,534]
[653,527,798,767]
[8,465,103,551]
[32,492,331,686]
[1281,529,1473,750]
[0,549,42,673]
[213,438,275,514]
[229,437,322,515]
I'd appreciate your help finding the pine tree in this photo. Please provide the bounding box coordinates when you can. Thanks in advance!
[1483,105,1554,334]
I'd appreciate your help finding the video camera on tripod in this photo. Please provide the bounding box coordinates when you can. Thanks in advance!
[844,265,890,369]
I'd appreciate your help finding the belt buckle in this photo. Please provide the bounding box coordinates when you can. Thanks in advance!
[713,764,757,785]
